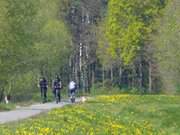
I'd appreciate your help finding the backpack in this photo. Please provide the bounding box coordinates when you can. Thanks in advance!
[54,80,62,89]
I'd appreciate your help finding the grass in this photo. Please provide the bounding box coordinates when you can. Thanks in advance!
[90,87,146,96]
[0,103,15,111]
[0,94,179,134]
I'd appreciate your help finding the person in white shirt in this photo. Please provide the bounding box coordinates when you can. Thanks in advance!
[69,81,75,89]
[68,81,77,103]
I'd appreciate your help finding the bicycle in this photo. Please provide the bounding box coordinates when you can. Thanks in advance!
[70,91,75,103]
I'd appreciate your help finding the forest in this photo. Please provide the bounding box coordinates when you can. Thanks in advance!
[0,0,179,102]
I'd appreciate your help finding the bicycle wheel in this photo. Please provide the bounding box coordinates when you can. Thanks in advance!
[55,89,59,104]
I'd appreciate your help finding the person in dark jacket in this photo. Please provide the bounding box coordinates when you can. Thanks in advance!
[39,77,48,103]
[52,76,62,103]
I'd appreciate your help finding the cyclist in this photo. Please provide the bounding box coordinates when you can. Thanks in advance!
[39,77,48,103]
[52,76,62,103]
[68,80,76,103]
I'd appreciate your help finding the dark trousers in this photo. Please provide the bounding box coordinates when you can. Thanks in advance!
[41,87,47,102]
[70,88,76,95]
[53,89,61,102]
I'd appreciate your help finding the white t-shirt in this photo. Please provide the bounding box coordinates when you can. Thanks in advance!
[69,81,76,90]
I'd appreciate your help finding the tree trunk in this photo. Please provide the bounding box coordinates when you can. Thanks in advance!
[139,59,143,89]
[132,65,136,88]
[84,65,88,93]
[119,66,122,87]
[149,61,152,93]
[69,56,72,81]
[91,63,95,89]
[110,66,113,83]
[102,65,105,88]
[0,88,5,102]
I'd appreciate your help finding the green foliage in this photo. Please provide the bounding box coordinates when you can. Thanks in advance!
[9,71,38,102]
[102,0,166,65]
[97,23,114,68]
[34,0,72,77]
[0,0,38,89]
[0,0,72,101]
[0,1,8,86]
[58,0,81,17]
[154,0,180,93]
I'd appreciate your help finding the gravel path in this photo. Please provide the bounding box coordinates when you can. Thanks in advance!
[0,99,80,124]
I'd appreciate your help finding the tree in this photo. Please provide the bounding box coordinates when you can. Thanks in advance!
[34,0,72,77]
[95,0,167,92]
[154,0,180,93]
[0,0,39,97]
[0,0,72,101]
[105,0,166,65]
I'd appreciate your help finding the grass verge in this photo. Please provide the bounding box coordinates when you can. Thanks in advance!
[0,103,15,111]
[0,95,180,135]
